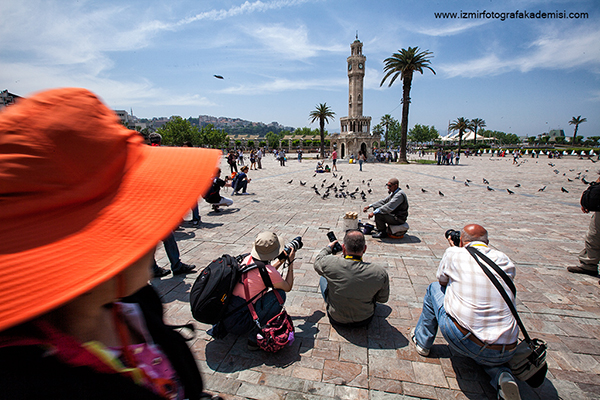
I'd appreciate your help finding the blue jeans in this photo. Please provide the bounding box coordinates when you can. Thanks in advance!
[152,232,185,273]
[221,290,286,341]
[234,180,248,193]
[414,282,515,389]
[191,203,200,222]
[359,160,363,171]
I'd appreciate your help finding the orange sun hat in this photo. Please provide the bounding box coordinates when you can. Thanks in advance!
[0,88,221,332]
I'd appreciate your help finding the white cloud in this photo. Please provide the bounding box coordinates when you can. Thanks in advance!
[242,24,345,60]
[217,76,346,94]
[438,25,600,77]
[415,20,488,37]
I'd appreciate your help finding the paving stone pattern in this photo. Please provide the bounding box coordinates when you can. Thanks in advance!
[153,153,600,400]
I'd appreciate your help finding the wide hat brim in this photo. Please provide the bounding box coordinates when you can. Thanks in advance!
[251,235,285,262]
[0,88,221,332]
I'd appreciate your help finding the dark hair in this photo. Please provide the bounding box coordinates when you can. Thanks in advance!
[344,229,365,254]
[149,132,162,144]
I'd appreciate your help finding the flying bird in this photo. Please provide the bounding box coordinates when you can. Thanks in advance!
[300,181,306,186]
[514,184,521,187]
[421,188,427,193]
[483,178,490,184]
[439,191,444,197]
[213,75,224,79]
[561,187,569,193]
[487,186,494,191]
[466,179,472,183]
[287,179,293,184]
[506,189,514,194]
[538,186,546,192]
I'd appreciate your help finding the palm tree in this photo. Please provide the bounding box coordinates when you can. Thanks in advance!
[448,117,471,158]
[380,114,394,149]
[381,47,435,163]
[569,116,587,144]
[470,118,486,145]
[309,103,335,159]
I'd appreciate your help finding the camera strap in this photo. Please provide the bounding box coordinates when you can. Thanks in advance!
[466,246,531,344]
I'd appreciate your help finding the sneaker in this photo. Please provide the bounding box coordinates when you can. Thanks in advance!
[192,219,201,226]
[498,371,521,400]
[410,328,430,356]
[212,205,220,212]
[372,231,387,239]
[240,192,250,195]
[173,262,196,275]
[153,267,171,278]
[567,265,598,276]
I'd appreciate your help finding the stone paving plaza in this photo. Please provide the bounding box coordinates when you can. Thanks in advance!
[153,152,600,400]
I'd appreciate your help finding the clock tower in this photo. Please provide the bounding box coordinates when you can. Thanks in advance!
[333,35,376,160]
[347,37,366,118]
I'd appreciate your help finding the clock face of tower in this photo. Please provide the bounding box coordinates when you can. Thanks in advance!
[359,63,363,69]
[348,63,352,71]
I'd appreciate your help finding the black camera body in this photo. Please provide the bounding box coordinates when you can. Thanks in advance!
[278,236,303,260]
[326,232,343,254]
[445,229,461,246]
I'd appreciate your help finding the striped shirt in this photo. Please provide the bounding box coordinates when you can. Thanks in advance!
[437,242,519,345]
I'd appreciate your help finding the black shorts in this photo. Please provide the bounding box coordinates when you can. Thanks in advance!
[332,159,337,165]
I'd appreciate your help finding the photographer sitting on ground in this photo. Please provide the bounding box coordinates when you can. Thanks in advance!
[232,166,251,195]
[204,168,233,212]
[412,224,521,400]
[213,232,295,350]
[314,230,389,328]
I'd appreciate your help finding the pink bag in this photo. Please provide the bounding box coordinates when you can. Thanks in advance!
[256,308,295,352]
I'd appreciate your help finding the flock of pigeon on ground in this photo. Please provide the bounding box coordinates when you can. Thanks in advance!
[287,157,598,202]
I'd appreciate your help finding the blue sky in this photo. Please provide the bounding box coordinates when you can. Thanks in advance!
[1,0,599,137]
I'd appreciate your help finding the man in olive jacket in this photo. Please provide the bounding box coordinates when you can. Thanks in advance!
[314,229,389,327]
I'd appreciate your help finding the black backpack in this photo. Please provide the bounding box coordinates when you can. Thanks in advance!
[581,181,600,211]
[190,254,272,325]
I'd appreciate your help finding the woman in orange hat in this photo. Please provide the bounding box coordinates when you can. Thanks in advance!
[0,88,222,399]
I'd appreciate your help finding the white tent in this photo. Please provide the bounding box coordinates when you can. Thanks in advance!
[439,132,492,142]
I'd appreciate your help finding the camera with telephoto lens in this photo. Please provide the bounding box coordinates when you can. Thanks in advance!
[326,232,343,255]
[445,229,461,246]
[278,236,303,260]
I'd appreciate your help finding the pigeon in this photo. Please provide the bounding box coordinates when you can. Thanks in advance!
[300,181,306,186]
[548,163,555,167]
[421,188,427,193]
[464,182,469,187]
[333,173,337,177]
[582,177,590,184]
[314,189,321,195]
[439,191,444,197]
[322,193,329,199]
[452,176,456,180]
[311,185,317,189]
[313,173,317,178]
[567,178,573,182]
[483,178,490,184]
[553,169,559,174]
[355,187,360,192]
[323,179,327,183]
[362,180,365,184]
[321,183,325,188]
[287,179,293,184]
[487,186,494,191]
[406,184,410,189]
[213,75,224,79]
[561,187,569,193]
[591,159,598,163]
[466,179,472,183]
[538,186,546,192]
[367,179,372,182]
[368,189,372,194]
[570,169,575,172]
[367,182,370,187]
[514,184,521,188]
[507,189,514,194]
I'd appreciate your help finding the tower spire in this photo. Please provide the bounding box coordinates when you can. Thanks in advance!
[356,30,358,40]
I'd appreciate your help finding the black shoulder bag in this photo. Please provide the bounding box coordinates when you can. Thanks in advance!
[466,246,548,388]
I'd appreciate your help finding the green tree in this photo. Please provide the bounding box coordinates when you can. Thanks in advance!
[470,118,486,144]
[388,120,402,146]
[569,116,587,144]
[381,46,435,163]
[247,140,255,148]
[526,136,537,145]
[266,131,283,149]
[380,114,395,149]
[259,141,267,147]
[409,124,439,143]
[554,136,566,144]
[157,116,200,146]
[309,103,336,158]
[200,124,228,148]
[292,139,300,147]
[448,117,471,157]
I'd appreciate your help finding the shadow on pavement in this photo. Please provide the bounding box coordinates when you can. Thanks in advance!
[378,234,421,244]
